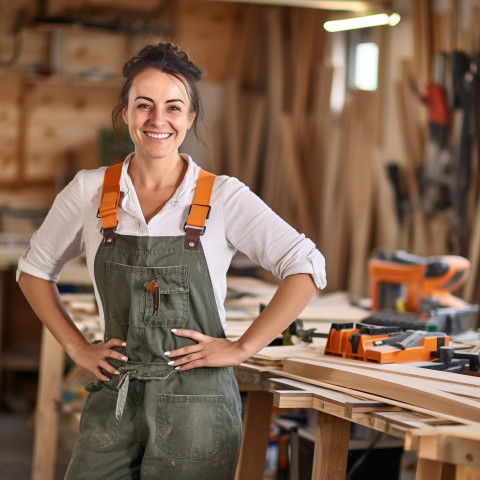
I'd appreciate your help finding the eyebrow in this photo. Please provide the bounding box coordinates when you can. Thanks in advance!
[134,96,185,104]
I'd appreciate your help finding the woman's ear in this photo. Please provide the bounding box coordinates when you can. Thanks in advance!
[187,111,196,130]
[123,107,128,125]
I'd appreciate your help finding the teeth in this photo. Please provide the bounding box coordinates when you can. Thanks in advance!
[146,132,170,139]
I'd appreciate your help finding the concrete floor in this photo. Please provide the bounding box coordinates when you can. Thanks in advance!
[0,411,74,480]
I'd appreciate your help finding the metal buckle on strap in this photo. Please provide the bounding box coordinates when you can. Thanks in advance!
[183,222,206,235]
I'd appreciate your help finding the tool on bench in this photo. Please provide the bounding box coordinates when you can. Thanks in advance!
[432,346,480,373]
[368,250,478,334]
[289,319,327,344]
[369,250,470,312]
[324,322,449,364]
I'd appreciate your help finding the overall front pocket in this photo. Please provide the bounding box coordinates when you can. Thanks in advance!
[156,394,223,459]
[77,386,120,451]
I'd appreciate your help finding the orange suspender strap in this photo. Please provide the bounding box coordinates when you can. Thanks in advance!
[97,162,123,245]
[184,169,216,250]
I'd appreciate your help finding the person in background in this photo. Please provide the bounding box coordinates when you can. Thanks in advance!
[17,42,326,479]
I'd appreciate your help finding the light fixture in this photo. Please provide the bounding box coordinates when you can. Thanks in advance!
[205,0,374,12]
[324,12,401,32]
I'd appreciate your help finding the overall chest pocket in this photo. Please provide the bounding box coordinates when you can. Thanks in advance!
[143,265,189,328]
[105,262,189,328]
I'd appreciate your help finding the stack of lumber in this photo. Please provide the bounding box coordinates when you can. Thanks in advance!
[212,4,399,298]
[246,344,480,426]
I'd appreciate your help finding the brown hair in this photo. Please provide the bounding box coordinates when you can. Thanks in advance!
[112,42,204,142]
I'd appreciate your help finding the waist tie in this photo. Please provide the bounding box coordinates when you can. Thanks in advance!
[87,362,177,420]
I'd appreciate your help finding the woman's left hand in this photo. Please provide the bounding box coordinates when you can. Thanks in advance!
[165,329,247,371]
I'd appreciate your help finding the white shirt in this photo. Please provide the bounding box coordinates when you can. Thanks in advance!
[17,154,326,331]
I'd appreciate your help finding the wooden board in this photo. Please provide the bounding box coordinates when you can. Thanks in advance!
[297,353,480,389]
[282,358,480,423]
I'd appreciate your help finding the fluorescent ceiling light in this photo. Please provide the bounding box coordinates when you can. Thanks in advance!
[324,13,401,32]
[205,0,373,12]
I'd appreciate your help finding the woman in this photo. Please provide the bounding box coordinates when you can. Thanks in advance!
[18,42,326,479]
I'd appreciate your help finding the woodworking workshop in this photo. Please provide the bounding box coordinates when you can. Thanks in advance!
[1,0,480,479]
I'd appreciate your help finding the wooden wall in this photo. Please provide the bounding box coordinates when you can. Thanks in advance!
[0,0,244,203]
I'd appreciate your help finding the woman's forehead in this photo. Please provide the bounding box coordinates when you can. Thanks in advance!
[129,69,190,101]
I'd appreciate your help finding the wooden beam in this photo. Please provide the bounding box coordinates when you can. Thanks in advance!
[312,412,351,480]
[32,327,65,480]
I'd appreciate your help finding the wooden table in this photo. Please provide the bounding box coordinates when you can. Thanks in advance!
[235,363,480,480]
[32,329,480,480]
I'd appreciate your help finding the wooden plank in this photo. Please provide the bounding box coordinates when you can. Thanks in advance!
[235,390,273,480]
[268,366,477,427]
[346,90,377,297]
[371,411,451,430]
[0,74,22,181]
[295,354,480,391]
[32,326,66,480]
[270,377,392,410]
[279,113,312,235]
[282,358,480,423]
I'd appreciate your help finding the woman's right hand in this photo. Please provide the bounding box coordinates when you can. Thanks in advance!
[68,338,128,381]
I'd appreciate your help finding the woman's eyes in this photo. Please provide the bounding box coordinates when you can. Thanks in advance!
[135,103,182,112]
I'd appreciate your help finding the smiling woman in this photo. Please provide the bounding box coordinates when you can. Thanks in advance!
[17,41,326,480]
[123,70,195,166]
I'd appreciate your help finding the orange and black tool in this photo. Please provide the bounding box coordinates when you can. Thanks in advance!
[369,250,471,312]
[324,322,449,364]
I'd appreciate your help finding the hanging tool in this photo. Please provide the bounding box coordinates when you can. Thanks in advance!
[420,51,451,215]
[448,50,480,255]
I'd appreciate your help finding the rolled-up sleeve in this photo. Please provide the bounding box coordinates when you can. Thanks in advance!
[17,171,86,283]
[222,177,326,289]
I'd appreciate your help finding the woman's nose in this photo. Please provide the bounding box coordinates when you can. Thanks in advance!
[150,107,165,126]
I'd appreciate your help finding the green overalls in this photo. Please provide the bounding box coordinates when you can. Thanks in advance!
[65,164,243,479]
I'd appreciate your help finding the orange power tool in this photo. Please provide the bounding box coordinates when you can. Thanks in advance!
[369,250,470,312]
[324,322,449,364]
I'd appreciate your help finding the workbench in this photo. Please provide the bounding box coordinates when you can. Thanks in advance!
[33,327,480,480]
[30,278,480,480]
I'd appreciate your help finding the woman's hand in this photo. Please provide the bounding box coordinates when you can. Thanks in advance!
[68,338,129,381]
[165,329,247,371]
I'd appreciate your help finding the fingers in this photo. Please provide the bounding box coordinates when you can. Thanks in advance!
[79,338,128,381]
[105,338,127,348]
[171,328,206,341]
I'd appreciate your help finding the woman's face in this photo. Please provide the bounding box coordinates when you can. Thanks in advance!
[123,68,195,163]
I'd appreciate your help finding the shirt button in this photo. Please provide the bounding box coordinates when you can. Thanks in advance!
[188,242,195,247]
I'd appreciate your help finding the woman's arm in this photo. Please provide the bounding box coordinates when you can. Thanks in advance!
[167,273,318,370]
[18,272,127,381]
